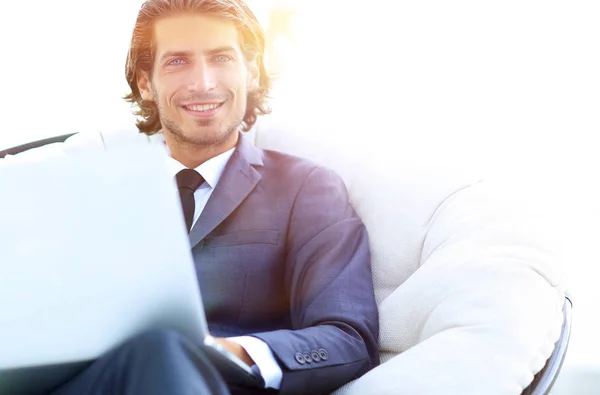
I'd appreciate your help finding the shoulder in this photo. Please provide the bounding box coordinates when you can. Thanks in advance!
[257,147,351,216]
[259,147,346,188]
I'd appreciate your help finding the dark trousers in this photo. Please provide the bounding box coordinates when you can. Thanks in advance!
[49,329,231,395]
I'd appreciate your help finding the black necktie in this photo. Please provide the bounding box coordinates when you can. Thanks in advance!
[175,169,204,232]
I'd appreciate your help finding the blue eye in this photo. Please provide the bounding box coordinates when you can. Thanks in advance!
[168,58,186,66]
[214,55,233,63]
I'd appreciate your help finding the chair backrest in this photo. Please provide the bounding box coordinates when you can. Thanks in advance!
[0,133,76,159]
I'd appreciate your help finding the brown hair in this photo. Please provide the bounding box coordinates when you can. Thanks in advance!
[124,0,271,135]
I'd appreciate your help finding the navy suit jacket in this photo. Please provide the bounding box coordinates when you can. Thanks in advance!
[188,132,379,394]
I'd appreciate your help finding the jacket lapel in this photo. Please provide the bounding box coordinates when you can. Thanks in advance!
[188,132,263,248]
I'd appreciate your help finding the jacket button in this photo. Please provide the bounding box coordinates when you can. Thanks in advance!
[318,348,328,360]
[303,352,313,363]
[311,351,321,362]
[294,352,305,364]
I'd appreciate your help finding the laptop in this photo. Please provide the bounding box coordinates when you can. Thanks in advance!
[0,143,262,394]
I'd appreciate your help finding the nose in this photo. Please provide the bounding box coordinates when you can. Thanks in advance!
[186,61,217,93]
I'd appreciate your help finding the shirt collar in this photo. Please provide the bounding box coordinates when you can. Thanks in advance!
[153,132,236,190]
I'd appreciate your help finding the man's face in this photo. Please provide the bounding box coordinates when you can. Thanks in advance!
[139,13,258,146]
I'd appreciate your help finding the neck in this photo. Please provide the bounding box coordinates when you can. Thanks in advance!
[164,131,239,169]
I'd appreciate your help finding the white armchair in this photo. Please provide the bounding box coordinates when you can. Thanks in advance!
[0,118,568,395]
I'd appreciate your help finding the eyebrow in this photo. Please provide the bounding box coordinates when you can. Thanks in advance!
[205,46,237,56]
[159,46,237,62]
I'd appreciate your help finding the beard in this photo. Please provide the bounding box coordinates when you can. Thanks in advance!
[153,86,245,148]
[160,112,242,148]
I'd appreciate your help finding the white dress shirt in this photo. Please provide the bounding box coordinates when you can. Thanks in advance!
[163,138,283,390]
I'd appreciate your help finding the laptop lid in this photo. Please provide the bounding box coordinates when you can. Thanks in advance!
[0,143,209,373]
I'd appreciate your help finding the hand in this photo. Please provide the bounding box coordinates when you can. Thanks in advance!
[214,337,255,366]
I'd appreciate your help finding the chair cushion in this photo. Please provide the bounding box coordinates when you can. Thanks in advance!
[253,115,566,394]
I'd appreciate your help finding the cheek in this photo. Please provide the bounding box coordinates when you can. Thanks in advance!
[222,66,249,94]
[157,75,186,105]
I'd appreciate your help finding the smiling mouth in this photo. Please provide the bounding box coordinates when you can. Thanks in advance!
[181,102,224,113]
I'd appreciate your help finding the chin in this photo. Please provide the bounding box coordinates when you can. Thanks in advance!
[183,125,235,147]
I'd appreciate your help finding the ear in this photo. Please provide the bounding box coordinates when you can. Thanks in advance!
[137,71,154,101]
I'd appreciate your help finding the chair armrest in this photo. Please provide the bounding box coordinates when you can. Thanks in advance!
[524,296,572,395]
[335,180,566,395]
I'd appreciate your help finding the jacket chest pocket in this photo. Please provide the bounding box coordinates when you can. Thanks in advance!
[202,229,280,248]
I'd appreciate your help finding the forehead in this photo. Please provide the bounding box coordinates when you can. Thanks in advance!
[153,13,241,55]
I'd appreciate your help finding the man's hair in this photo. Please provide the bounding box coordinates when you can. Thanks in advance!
[124,0,271,135]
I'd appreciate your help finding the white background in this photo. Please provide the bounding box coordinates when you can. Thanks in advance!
[1,1,599,393]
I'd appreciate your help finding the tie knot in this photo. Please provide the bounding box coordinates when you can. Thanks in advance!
[176,169,204,191]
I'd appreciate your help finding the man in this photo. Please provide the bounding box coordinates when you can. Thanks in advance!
[49,0,379,394]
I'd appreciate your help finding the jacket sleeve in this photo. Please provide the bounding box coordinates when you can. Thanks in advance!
[252,165,380,395]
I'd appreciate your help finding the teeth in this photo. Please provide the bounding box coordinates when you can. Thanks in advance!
[187,103,221,112]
